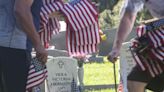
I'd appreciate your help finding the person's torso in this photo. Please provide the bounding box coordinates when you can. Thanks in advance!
[0,0,26,49]
[145,0,164,18]
[27,0,43,52]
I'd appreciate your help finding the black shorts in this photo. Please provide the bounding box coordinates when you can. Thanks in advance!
[128,65,164,92]
[0,46,30,92]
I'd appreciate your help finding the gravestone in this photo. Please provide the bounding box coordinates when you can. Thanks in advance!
[45,57,78,92]
[47,49,68,57]
[119,42,136,92]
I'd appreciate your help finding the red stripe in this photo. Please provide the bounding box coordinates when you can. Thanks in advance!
[28,69,47,79]
[26,75,47,89]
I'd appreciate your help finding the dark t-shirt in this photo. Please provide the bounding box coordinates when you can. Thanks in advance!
[26,0,43,52]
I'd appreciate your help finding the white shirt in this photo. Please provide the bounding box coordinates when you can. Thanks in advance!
[123,0,164,18]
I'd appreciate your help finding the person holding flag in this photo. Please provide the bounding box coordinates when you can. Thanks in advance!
[108,0,164,92]
[0,0,47,92]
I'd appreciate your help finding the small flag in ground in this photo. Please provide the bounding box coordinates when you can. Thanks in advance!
[117,80,123,92]
[26,57,48,91]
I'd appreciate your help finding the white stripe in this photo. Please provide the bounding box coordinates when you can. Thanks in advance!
[145,60,155,77]
[77,3,92,25]
[148,32,158,48]
[56,2,64,9]
[94,23,100,43]
[90,24,96,44]
[86,26,92,44]
[156,48,164,59]
[151,49,163,61]
[78,29,84,45]
[134,53,145,70]
[159,27,164,34]
[88,45,92,53]
[74,4,88,27]
[67,28,71,54]
[41,7,48,15]
[156,63,163,74]
[84,45,88,54]
[137,26,143,37]
[74,30,80,45]
[26,75,47,89]
[71,31,76,54]
[66,4,85,45]
[49,4,56,12]
[80,45,84,54]
[82,28,88,45]
[65,5,81,30]
[67,4,85,29]
[27,69,47,79]
[52,3,59,11]
[44,5,52,14]
[150,60,159,75]
[83,0,98,16]
[152,31,161,47]
[81,1,96,24]
[28,69,35,74]
[156,29,164,39]
[61,6,77,31]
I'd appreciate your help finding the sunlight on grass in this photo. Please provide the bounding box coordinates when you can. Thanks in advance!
[85,89,115,92]
[83,57,154,92]
[84,57,120,85]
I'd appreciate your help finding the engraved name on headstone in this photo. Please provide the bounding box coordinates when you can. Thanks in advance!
[46,57,78,92]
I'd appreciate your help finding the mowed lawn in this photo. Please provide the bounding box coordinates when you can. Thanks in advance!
[83,57,152,92]
[83,57,119,92]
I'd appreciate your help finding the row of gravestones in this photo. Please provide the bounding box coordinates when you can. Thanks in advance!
[31,27,137,92]
[31,42,136,92]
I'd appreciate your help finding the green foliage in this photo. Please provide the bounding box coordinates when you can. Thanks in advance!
[98,0,152,30]
[98,0,123,30]
[135,8,153,25]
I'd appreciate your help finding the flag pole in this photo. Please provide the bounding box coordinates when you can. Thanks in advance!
[113,63,117,92]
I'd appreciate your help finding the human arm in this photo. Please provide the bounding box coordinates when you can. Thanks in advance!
[14,0,47,64]
[107,10,137,62]
[107,0,145,62]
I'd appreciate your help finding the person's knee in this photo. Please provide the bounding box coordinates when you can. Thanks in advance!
[128,80,147,92]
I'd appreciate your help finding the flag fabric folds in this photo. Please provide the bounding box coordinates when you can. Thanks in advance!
[131,25,164,77]
[26,57,48,91]
[39,0,101,56]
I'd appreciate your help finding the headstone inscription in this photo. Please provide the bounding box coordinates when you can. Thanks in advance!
[45,57,78,92]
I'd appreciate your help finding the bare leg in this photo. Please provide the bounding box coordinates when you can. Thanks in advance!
[128,80,147,92]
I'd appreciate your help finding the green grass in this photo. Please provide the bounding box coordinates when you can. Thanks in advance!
[83,57,119,92]
[85,89,115,92]
[84,61,119,85]
[83,57,153,92]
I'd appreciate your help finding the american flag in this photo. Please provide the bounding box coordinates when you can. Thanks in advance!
[39,0,100,56]
[71,78,80,92]
[66,24,99,56]
[39,0,62,48]
[63,0,100,56]
[117,80,123,92]
[26,57,48,91]
[39,18,60,48]
[131,24,164,77]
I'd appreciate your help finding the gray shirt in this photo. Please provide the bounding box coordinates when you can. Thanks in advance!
[123,0,164,18]
[0,0,27,49]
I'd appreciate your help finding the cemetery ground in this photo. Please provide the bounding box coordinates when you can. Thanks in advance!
[83,57,152,92]
[83,57,119,92]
